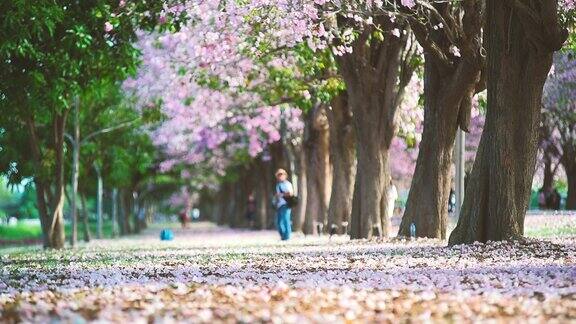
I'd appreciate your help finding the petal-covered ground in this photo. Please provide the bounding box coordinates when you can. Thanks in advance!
[1,214,575,323]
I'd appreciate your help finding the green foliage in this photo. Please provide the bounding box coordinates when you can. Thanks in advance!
[0,0,148,189]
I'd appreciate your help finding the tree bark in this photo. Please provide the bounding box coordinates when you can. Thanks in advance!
[336,17,412,239]
[33,179,51,248]
[399,59,481,239]
[399,0,484,240]
[252,159,271,230]
[118,189,132,235]
[94,164,104,239]
[26,112,68,249]
[449,0,567,245]
[292,146,307,232]
[111,188,119,237]
[303,105,331,235]
[562,146,576,209]
[80,194,91,242]
[326,92,356,235]
[542,154,555,190]
[70,100,80,247]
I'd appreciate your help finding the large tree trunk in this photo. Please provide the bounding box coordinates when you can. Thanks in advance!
[449,0,567,245]
[49,114,67,249]
[399,57,482,239]
[27,113,68,249]
[399,1,483,239]
[562,146,576,210]
[303,105,331,235]
[326,92,356,235]
[337,17,412,239]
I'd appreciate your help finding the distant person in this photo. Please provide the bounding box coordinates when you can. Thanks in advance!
[551,188,561,210]
[178,210,189,228]
[448,188,456,213]
[274,168,294,241]
[538,188,547,209]
[245,193,256,228]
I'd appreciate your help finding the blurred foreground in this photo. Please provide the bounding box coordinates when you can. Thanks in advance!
[1,216,575,322]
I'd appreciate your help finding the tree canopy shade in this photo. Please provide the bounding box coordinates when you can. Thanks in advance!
[0,0,167,248]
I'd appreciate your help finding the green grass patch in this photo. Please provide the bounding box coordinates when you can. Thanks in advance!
[525,225,576,238]
[0,219,116,245]
[0,222,42,241]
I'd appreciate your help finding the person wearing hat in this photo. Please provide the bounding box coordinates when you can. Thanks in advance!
[274,168,294,240]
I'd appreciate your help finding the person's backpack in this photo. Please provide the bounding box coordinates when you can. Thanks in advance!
[277,183,299,208]
[285,195,299,208]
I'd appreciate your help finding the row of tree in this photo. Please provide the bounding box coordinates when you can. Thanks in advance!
[187,1,574,245]
[0,1,574,248]
[0,1,179,248]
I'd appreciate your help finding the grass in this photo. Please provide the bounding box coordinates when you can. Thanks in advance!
[525,225,576,238]
[0,223,43,241]
[0,219,116,244]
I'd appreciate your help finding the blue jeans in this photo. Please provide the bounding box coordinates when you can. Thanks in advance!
[276,205,292,240]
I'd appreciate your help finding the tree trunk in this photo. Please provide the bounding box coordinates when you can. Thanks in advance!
[80,194,91,242]
[449,0,566,245]
[27,113,68,249]
[111,188,119,237]
[303,106,331,235]
[94,164,104,239]
[33,179,51,248]
[562,147,576,210]
[398,1,484,240]
[118,189,132,235]
[399,63,481,239]
[292,146,307,232]
[566,169,576,210]
[217,183,230,226]
[70,100,80,247]
[46,113,68,249]
[132,192,142,234]
[326,92,356,235]
[542,153,555,190]
[336,18,411,239]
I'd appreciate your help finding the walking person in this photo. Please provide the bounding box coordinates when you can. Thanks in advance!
[274,168,294,241]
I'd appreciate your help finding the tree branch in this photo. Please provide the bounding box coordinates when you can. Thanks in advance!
[81,118,141,145]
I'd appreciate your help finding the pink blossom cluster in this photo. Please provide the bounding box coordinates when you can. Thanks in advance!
[560,0,576,11]
[124,23,304,186]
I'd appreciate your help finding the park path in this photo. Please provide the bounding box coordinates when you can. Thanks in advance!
[1,218,576,322]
